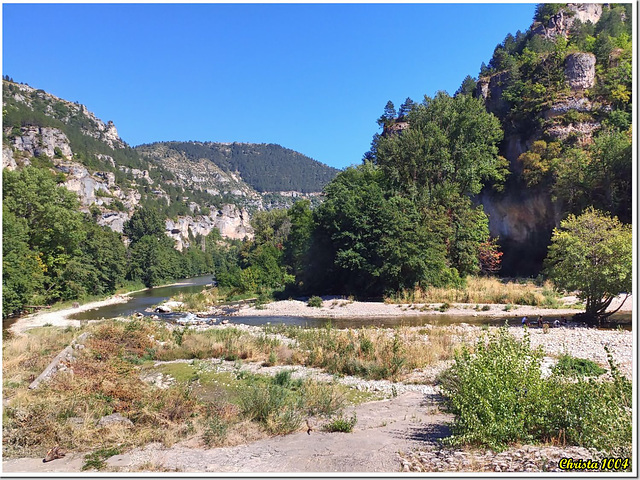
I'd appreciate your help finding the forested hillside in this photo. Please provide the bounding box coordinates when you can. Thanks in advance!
[1,79,334,316]
[138,141,339,194]
[475,3,632,274]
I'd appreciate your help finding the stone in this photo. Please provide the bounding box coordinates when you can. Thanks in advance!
[98,413,133,427]
[565,52,596,90]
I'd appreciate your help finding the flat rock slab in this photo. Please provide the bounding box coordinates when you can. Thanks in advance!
[2,392,452,474]
[2,454,85,473]
[117,391,452,473]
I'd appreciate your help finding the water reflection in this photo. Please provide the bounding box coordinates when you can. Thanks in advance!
[68,275,214,321]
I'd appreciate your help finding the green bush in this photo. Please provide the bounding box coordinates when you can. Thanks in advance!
[240,384,302,435]
[202,416,229,447]
[553,354,606,378]
[307,296,323,308]
[439,327,631,453]
[323,412,357,433]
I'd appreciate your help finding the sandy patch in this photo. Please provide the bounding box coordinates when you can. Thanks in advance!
[7,295,130,336]
[235,294,632,319]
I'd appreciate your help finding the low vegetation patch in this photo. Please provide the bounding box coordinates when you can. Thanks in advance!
[322,412,357,433]
[264,323,459,381]
[2,319,374,459]
[439,327,631,455]
[552,354,606,378]
[307,296,323,308]
[172,287,220,312]
[388,276,563,306]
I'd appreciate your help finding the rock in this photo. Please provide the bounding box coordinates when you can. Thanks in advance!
[155,305,172,313]
[98,413,133,427]
[565,52,596,90]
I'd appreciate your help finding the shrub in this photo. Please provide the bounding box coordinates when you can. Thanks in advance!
[82,447,121,471]
[240,384,302,435]
[440,327,632,453]
[323,412,357,433]
[553,354,606,377]
[307,296,323,308]
[202,416,229,447]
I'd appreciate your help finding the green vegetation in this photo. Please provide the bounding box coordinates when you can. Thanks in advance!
[1,171,230,315]
[479,3,632,226]
[140,141,339,193]
[544,208,632,324]
[439,326,631,454]
[307,296,323,308]
[552,354,606,378]
[82,447,122,471]
[322,412,357,433]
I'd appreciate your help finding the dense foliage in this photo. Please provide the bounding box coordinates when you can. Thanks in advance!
[440,327,632,454]
[544,208,632,323]
[142,141,339,193]
[1,166,238,315]
[3,167,126,313]
[223,92,508,298]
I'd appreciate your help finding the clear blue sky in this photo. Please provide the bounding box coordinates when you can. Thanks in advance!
[3,3,537,169]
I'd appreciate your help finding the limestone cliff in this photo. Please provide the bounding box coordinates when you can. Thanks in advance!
[474,3,629,275]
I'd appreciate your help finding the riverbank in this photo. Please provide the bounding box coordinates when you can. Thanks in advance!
[7,295,129,336]
[234,294,632,319]
[2,319,632,473]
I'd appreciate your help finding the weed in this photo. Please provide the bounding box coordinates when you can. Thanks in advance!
[307,296,323,308]
[552,354,606,378]
[202,416,229,447]
[82,447,121,471]
[323,412,357,433]
[438,303,450,312]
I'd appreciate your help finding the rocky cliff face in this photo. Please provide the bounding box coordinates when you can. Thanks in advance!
[475,3,620,275]
[531,3,603,39]
[2,81,255,246]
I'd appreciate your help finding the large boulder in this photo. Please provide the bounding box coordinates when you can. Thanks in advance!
[565,52,596,90]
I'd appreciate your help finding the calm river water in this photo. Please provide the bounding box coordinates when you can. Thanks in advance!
[63,275,631,331]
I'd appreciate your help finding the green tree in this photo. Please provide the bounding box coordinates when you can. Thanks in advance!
[283,199,314,281]
[455,75,477,97]
[397,97,416,119]
[377,100,397,128]
[313,164,457,296]
[374,91,506,204]
[2,208,44,316]
[544,208,631,324]
[123,205,166,244]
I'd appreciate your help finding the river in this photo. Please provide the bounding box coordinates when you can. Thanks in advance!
[63,275,632,331]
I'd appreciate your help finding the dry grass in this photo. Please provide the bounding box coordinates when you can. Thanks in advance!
[2,326,79,395]
[388,277,561,306]
[266,325,462,381]
[172,287,220,312]
[2,318,363,459]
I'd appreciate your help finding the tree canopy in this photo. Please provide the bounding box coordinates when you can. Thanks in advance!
[544,208,632,323]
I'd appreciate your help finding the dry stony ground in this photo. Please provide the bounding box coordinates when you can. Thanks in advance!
[2,322,634,474]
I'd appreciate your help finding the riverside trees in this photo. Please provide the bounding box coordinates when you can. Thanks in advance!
[272,92,508,297]
[544,208,632,325]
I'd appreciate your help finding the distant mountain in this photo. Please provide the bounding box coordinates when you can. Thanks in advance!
[137,141,339,194]
[2,78,337,247]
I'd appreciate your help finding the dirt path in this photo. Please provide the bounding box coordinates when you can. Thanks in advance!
[2,392,452,474]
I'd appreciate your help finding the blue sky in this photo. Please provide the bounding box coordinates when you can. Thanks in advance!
[3,3,537,169]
